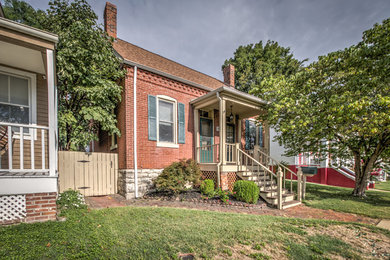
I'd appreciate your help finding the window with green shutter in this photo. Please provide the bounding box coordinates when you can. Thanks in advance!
[148,95,157,141]
[178,103,185,143]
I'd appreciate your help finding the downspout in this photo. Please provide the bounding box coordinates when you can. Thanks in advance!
[216,92,222,188]
[133,66,138,198]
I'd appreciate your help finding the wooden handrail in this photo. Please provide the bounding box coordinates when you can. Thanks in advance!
[237,148,274,176]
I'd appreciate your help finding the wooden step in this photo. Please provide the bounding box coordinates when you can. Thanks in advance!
[260,188,289,197]
[282,200,301,209]
[260,192,294,205]
[259,184,277,191]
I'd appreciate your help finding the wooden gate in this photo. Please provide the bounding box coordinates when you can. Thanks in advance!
[58,151,118,196]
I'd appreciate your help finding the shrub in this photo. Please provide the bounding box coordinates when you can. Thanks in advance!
[57,189,87,214]
[200,179,215,196]
[154,159,202,193]
[218,188,232,204]
[233,180,259,204]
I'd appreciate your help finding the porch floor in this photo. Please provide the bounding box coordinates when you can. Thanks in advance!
[0,171,49,176]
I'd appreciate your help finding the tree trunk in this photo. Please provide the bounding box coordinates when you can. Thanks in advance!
[352,152,376,197]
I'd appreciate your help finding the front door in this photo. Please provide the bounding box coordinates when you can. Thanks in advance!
[226,124,235,143]
[226,123,235,161]
[200,118,213,163]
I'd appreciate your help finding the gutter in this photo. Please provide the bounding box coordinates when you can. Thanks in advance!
[0,17,58,43]
[133,66,139,198]
[122,58,214,93]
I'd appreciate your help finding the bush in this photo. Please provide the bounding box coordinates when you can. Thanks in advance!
[233,180,259,204]
[200,179,215,196]
[154,159,202,193]
[217,188,232,204]
[57,189,87,214]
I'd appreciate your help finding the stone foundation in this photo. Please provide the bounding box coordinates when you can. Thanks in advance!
[118,169,163,199]
[0,192,57,225]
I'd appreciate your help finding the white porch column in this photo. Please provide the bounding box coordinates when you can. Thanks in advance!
[219,98,226,165]
[46,49,57,176]
[194,108,199,162]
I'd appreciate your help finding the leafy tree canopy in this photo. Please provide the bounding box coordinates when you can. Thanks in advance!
[259,18,390,196]
[3,0,46,29]
[3,0,125,151]
[223,40,306,93]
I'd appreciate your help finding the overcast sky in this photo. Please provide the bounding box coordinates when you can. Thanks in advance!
[22,0,390,80]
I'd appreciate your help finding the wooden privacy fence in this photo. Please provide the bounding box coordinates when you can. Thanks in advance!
[58,151,118,196]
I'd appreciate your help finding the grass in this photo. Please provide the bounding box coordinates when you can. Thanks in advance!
[299,182,390,219]
[375,181,390,192]
[1,207,388,259]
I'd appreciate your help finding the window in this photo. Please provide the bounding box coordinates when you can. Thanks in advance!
[0,74,30,125]
[245,120,257,150]
[158,99,175,143]
[245,120,264,150]
[148,95,185,148]
[0,67,36,136]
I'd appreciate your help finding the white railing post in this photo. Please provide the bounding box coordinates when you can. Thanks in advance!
[8,126,12,170]
[47,49,56,176]
[41,129,45,169]
[30,129,35,170]
[297,167,303,202]
[277,167,283,210]
[194,108,199,162]
[20,127,24,170]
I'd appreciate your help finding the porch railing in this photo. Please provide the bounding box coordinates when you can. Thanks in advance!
[257,149,298,195]
[226,143,237,163]
[0,122,50,175]
[196,144,219,163]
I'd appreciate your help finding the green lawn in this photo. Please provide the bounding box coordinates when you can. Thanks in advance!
[0,207,389,259]
[300,182,390,219]
[375,181,390,192]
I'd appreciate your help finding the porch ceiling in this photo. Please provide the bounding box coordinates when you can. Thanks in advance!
[190,86,268,118]
[0,40,45,74]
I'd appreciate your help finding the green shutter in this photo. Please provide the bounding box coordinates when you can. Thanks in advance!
[245,120,250,150]
[178,103,185,143]
[148,95,157,141]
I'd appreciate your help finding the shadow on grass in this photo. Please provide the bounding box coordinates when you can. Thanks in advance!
[304,183,390,207]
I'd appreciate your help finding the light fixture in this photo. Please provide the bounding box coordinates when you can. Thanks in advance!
[229,105,234,122]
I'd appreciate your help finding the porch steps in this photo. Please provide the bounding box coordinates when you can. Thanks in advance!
[237,169,301,209]
[259,189,301,209]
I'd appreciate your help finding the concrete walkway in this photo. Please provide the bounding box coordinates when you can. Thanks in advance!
[377,219,390,231]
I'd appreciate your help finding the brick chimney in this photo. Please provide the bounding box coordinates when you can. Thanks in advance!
[223,64,235,88]
[104,2,117,39]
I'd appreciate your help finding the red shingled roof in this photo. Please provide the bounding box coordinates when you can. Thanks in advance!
[113,38,224,90]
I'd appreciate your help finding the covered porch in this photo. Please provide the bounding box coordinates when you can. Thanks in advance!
[191,86,270,188]
[0,17,58,195]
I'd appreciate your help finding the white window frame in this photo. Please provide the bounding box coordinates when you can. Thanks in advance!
[156,95,178,148]
[0,65,37,140]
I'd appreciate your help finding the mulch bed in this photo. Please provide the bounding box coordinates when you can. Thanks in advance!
[143,190,267,209]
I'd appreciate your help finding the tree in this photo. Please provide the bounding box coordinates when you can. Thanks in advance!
[4,0,125,151]
[259,18,390,197]
[223,40,306,93]
[3,0,46,29]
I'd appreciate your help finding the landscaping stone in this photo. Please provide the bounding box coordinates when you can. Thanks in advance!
[85,194,379,225]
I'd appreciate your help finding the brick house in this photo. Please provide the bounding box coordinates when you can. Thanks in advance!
[0,5,59,224]
[97,2,301,209]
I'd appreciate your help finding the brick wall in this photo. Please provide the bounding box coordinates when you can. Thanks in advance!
[96,66,209,170]
[0,192,57,225]
[25,192,57,223]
